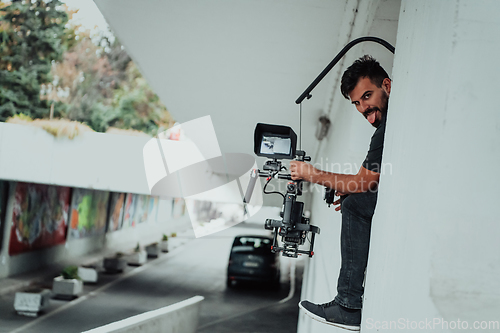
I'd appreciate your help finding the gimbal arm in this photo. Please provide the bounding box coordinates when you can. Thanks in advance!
[295,36,395,104]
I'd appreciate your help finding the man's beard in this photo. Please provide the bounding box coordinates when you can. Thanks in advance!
[363,93,389,128]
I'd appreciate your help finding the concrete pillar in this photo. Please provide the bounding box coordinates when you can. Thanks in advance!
[363,1,500,331]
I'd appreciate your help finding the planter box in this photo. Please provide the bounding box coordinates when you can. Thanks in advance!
[127,250,147,266]
[52,276,83,299]
[78,266,98,283]
[14,288,51,317]
[146,243,160,258]
[103,256,127,273]
[160,240,169,253]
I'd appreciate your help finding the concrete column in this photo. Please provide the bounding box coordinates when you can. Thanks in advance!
[363,1,500,331]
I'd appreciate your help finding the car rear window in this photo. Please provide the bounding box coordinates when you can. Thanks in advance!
[231,237,272,254]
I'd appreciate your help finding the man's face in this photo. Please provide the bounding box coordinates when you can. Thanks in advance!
[348,77,391,128]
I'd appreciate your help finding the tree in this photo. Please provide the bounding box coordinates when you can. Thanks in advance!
[0,0,69,121]
[46,27,172,135]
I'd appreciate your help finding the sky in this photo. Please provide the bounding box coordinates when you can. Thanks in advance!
[62,0,111,37]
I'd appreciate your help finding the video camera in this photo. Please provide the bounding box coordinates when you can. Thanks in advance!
[244,123,320,258]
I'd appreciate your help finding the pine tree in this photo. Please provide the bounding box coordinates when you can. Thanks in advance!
[0,0,68,121]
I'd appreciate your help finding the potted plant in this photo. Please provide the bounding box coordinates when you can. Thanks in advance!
[145,242,160,258]
[103,252,127,273]
[14,287,51,317]
[127,243,147,266]
[78,264,99,283]
[160,234,169,253]
[52,266,83,299]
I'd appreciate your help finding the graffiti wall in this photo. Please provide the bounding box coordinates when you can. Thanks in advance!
[121,194,159,227]
[9,182,71,255]
[68,189,109,239]
[107,192,125,232]
[122,193,137,228]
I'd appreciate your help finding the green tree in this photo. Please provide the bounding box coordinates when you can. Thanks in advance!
[47,27,172,135]
[0,0,69,121]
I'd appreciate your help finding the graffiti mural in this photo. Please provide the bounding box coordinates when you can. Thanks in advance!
[9,182,71,255]
[134,195,150,224]
[68,189,109,239]
[147,196,159,223]
[122,193,137,228]
[108,192,125,232]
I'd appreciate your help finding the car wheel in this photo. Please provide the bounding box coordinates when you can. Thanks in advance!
[226,277,234,288]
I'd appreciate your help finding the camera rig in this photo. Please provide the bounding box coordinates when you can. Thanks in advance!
[244,123,320,258]
[243,37,396,258]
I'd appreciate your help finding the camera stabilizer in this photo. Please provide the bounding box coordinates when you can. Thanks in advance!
[244,37,395,258]
[244,123,320,258]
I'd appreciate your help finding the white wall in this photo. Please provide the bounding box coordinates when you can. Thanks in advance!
[362,1,500,331]
[0,122,151,194]
[298,0,400,332]
[300,0,500,332]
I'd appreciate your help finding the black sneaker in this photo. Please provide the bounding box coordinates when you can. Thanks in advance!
[299,300,361,331]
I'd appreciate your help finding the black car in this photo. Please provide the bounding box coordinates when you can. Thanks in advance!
[226,235,280,287]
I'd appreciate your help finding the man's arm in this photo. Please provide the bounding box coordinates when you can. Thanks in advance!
[289,161,379,194]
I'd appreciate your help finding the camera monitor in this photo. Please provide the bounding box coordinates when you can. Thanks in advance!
[254,123,297,160]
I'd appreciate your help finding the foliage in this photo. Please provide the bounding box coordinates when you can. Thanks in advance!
[43,22,172,135]
[162,234,168,241]
[1,1,173,136]
[0,0,68,121]
[170,232,177,238]
[134,242,141,252]
[61,265,80,280]
[7,114,94,138]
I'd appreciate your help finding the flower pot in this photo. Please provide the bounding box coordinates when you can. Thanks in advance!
[52,276,83,299]
[127,250,147,266]
[103,256,127,273]
[78,266,98,283]
[146,243,160,258]
[14,288,51,317]
[160,240,169,253]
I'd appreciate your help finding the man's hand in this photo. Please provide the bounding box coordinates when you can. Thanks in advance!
[289,161,318,182]
[332,191,346,212]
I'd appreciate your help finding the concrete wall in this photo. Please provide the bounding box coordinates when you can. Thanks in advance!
[362,1,500,331]
[81,295,204,333]
[0,182,190,278]
[298,0,400,332]
[299,0,500,332]
[0,122,151,195]
[0,123,198,278]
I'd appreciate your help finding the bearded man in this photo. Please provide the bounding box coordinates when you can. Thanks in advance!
[291,55,391,331]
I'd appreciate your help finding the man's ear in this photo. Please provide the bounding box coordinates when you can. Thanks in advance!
[382,77,392,96]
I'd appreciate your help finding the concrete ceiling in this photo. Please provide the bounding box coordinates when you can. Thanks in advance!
[94,0,349,158]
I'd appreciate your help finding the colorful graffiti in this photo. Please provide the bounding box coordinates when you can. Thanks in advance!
[121,194,160,227]
[122,193,137,228]
[147,196,159,223]
[108,192,125,232]
[9,182,70,255]
[68,189,109,239]
[172,198,186,218]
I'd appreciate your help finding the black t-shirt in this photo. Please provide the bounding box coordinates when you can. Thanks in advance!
[362,114,387,173]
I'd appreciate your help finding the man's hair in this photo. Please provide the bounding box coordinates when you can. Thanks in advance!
[340,55,390,99]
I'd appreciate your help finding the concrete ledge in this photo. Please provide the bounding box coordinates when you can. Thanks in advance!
[81,295,204,333]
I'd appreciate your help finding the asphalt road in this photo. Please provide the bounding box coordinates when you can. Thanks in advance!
[0,222,305,333]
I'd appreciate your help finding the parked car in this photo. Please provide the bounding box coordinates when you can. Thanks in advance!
[226,235,280,288]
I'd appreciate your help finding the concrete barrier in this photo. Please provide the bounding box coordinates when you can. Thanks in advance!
[81,296,204,333]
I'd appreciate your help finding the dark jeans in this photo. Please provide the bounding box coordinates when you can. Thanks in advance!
[334,190,378,309]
